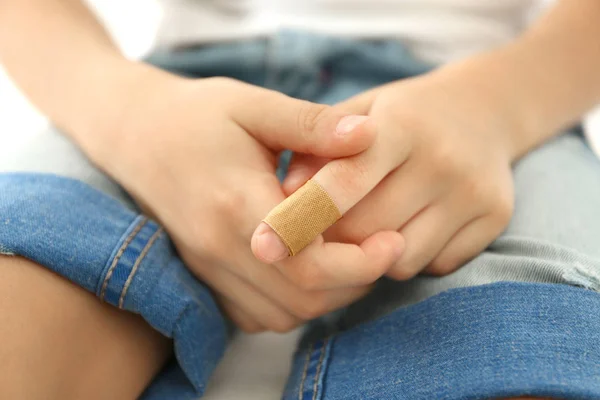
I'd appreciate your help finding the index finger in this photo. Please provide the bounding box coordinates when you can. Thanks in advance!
[252,123,405,262]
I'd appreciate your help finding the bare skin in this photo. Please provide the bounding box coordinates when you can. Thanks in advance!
[0,256,170,399]
[254,0,600,283]
[0,0,598,397]
[0,258,554,400]
[3,0,600,334]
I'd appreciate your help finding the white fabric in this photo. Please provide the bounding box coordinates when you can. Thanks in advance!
[156,0,541,64]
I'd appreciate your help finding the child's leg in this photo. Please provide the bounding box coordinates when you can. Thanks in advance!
[285,131,600,400]
[0,256,170,399]
[0,127,228,399]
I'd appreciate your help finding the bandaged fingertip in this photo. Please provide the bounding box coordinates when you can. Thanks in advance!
[263,179,341,256]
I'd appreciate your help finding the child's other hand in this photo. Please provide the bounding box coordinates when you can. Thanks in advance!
[261,67,516,279]
[88,72,404,332]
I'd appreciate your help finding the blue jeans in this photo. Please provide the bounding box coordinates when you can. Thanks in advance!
[2,31,600,399]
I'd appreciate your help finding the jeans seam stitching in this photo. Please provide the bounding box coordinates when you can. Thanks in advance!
[299,342,313,400]
[118,227,164,309]
[99,217,147,301]
[312,338,329,400]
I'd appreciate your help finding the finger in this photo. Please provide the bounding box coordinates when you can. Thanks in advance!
[335,87,380,115]
[386,201,471,281]
[233,86,375,158]
[282,154,329,196]
[311,128,405,215]
[227,240,374,320]
[259,272,375,321]
[425,216,504,276]
[219,296,265,334]
[196,262,302,333]
[285,285,373,320]
[325,158,441,244]
[275,230,404,290]
[252,134,406,263]
[247,87,382,262]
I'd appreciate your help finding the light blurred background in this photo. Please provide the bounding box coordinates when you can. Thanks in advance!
[0,0,160,158]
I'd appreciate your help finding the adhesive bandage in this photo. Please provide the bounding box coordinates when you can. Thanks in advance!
[263,179,341,256]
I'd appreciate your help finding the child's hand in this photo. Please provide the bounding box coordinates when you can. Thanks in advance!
[86,72,404,332]
[256,67,516,280]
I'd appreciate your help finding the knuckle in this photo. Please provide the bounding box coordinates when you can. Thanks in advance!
[297,103,330,137]
[213,187,247,219]
[493,194,515,226]
[294,268,324,291]
[477,187,514,230]
[293,296,329,320]
[238,322,265,334]
[458,174,489,205]
[327,157,370,197]
[386,263,419,281]
[429,142,460,173]
[331,219,371,244]
[426,146,473,187]
[362,262,388,284]
[285,259,326,291]
[284,256,327,291]
[428,257,460,276]
[269,316,300,333]
[457,174,514,230]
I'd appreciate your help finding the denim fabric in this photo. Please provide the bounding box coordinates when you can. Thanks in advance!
[286,283,600,400]
[2,31,600,399]
[0,174,227,399]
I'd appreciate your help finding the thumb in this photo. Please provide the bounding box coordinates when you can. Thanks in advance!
[233,89,374,158]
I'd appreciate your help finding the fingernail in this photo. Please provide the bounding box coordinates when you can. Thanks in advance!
[335,115,369,136]
[254,223,289,263]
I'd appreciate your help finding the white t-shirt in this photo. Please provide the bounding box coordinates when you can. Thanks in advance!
[155,0,547,63]
[154,0,600,155]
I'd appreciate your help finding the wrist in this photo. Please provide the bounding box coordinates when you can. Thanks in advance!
[477,42,557,161]
[67,59,184,171]
[426,55,524,162]
[432,44,558,162]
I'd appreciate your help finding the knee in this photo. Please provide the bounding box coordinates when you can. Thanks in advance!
[0,256,171,400]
